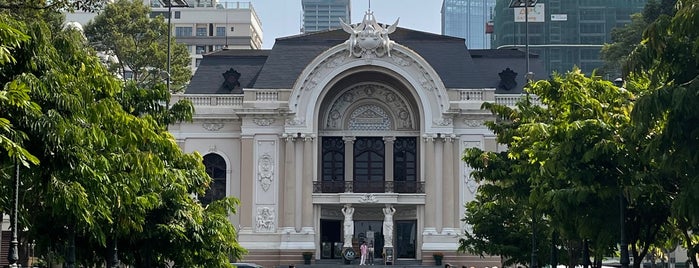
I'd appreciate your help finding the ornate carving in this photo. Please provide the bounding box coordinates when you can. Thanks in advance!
[202,122,224,131]
[255,207,275,232]
[382,205,396,248]
[463,119,485,128]
[348,105,392,131]
[253,118,274,126]
[358,193,379,203]
[463,141,482,194]
[340,11,399,58]
[342,204,355,248]
[285,117,305,126]
[257,153,274,192]
[325,84,414,130]
[498,68,518,91]
[433,117,453,127]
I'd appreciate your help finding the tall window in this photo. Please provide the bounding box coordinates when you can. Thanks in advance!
[201,153,226,206]
[216,26,226,36]
[321,137,344,181]
[354,137,384,192]
[394,137,417,193]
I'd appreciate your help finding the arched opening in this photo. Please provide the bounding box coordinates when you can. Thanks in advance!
[201,153,227,206]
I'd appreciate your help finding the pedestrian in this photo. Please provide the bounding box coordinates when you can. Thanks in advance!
[360,241,368,265]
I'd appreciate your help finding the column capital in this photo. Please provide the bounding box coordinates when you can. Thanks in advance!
[383,136,396,143]
[422,133,436,142]
[444,133,457,143]
[343,136,356,143]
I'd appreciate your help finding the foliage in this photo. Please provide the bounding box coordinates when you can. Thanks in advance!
[460,69,670,268]
[627,0,699,266]
[0,12,243,268]
[0,0,108,12]
[84,0,192,92]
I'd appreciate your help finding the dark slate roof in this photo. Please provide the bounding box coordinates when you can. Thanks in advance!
[186,27,545,94]
[186,49,269,94]
[469,49,547,94]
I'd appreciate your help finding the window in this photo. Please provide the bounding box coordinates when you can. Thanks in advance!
[174,11,181,19]
[196,45,206,54]
[353,137,385,193]
[196,27,207,36]
[393,137,418,193]
[201,153,226,206]
[175,27,192,37]
[216,26,226,36]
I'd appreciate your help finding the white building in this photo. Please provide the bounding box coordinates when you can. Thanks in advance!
[170,10,546,267]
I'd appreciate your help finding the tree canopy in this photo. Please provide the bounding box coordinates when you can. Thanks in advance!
[0,7,243,268]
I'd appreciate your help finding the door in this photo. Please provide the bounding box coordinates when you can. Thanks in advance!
[395,220,417,258]
[320,220,342,259]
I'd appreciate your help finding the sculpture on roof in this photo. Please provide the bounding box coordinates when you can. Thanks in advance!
[340,11,399,58]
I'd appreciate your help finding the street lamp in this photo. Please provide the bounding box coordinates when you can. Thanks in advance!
[7,162,19,268]
[160,0,189,93]
[508,0,538,82]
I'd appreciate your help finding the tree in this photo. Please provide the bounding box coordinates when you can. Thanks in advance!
[628,0,699,266]
[84,0,191,92]
[600,0,678,79]
[0,11,243,268]
[460,69,671,268]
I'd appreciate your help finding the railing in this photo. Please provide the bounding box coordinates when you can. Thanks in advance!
[313,181,425,194]
[172,94,243,107]
[494,94,540,107]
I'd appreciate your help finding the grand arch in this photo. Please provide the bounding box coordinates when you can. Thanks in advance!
[286,42,453,135]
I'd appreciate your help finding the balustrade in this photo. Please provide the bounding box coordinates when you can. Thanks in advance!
[312,180,425,194]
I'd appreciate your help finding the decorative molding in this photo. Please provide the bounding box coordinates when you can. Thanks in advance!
[253,118,275,126]
[257,153,274,192]
[358,193,379,203]
[463,141,482,194]
[285,117,305,126]
[202,122,224,131]
[255,207,275,232]
[348,104,392,131]
[433,117,453,127]
[463,119,485,128]
[325,84,414,131]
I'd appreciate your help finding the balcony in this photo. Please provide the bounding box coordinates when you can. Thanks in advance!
[313,181,425,194]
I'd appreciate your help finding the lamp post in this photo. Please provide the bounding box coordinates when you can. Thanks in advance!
[160,0,189,93]
[508,0,538,82]
[7,161,19,268]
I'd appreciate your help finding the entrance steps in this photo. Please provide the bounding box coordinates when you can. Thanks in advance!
[275,258,442,268]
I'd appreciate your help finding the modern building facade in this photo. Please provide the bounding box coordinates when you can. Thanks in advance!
[170,10,546,267]
[441,0,496,49]
[492,0,647,77]
[301,0,351,33]
[149,0,263,71]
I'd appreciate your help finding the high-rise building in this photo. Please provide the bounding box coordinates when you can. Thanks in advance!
[301,0,351,33]
[64,1,263,72]
[149,0,263,71]
[492,0,647,77]
[441,0,496,49]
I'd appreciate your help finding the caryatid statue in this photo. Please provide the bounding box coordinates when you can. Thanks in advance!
[342,204,355,248]
[382,204,396,248]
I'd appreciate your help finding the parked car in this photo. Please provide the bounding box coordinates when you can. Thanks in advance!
[231,263,263,268]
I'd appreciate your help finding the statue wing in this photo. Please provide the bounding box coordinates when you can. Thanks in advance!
[386,18,400,34]
[340,18,355,34]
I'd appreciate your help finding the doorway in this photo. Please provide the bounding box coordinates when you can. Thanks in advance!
[320,220,342,259]
[395,220,417,258]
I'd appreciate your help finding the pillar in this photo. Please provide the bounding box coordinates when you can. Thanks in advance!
[240,136,254,227]
[343,136,355,192]
[384,137,395,191]
[442,134,455,230]
[302,134,314,228]
[423,134,436,231]
[283,134,296,230]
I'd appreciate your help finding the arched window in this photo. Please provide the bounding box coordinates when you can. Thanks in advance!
[201,153,227,206]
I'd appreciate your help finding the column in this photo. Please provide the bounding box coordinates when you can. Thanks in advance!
[295,135,304,230]
[283,134,296,230]
[384,137,395,192]
[343,136,355,192]
[277,135,286,228]
[423,134,436,232]
[442,134,455,231]
[240,136,254,228]
[302,134,314,228]
[452,135,462,228]
[435,135,444,232]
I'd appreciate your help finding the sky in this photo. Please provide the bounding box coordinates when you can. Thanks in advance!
[247,0,444,49]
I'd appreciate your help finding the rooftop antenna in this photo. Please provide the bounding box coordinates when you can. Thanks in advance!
[368,0,371,11]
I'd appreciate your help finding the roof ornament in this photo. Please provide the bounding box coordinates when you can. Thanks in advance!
[340,10,399,58]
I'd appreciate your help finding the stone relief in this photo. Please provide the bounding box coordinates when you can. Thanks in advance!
[340,11,399,58]
[285,117,305,126]
[463,119,485,128]
[325,84,414,130]
[358,193,379,203]
[252,118,275,126]
[202,122,224,131]
[256,207,275,232]
[433,117,453,127]
[257,153,274,192]
[463,141,482,194]
[348,105,392,131]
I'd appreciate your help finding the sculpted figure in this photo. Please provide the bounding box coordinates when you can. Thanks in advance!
[382,204,396,247]
[342,204,355,247]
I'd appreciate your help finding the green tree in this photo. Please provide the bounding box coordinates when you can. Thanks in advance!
[628,0,699,266]
[460,70,671,268]
[84,0,191,92]
[0,11,243,268]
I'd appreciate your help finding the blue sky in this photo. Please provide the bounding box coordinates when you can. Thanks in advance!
[248,0,444,48]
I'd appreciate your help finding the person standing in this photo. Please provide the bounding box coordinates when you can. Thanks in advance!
[360,241,368,265]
